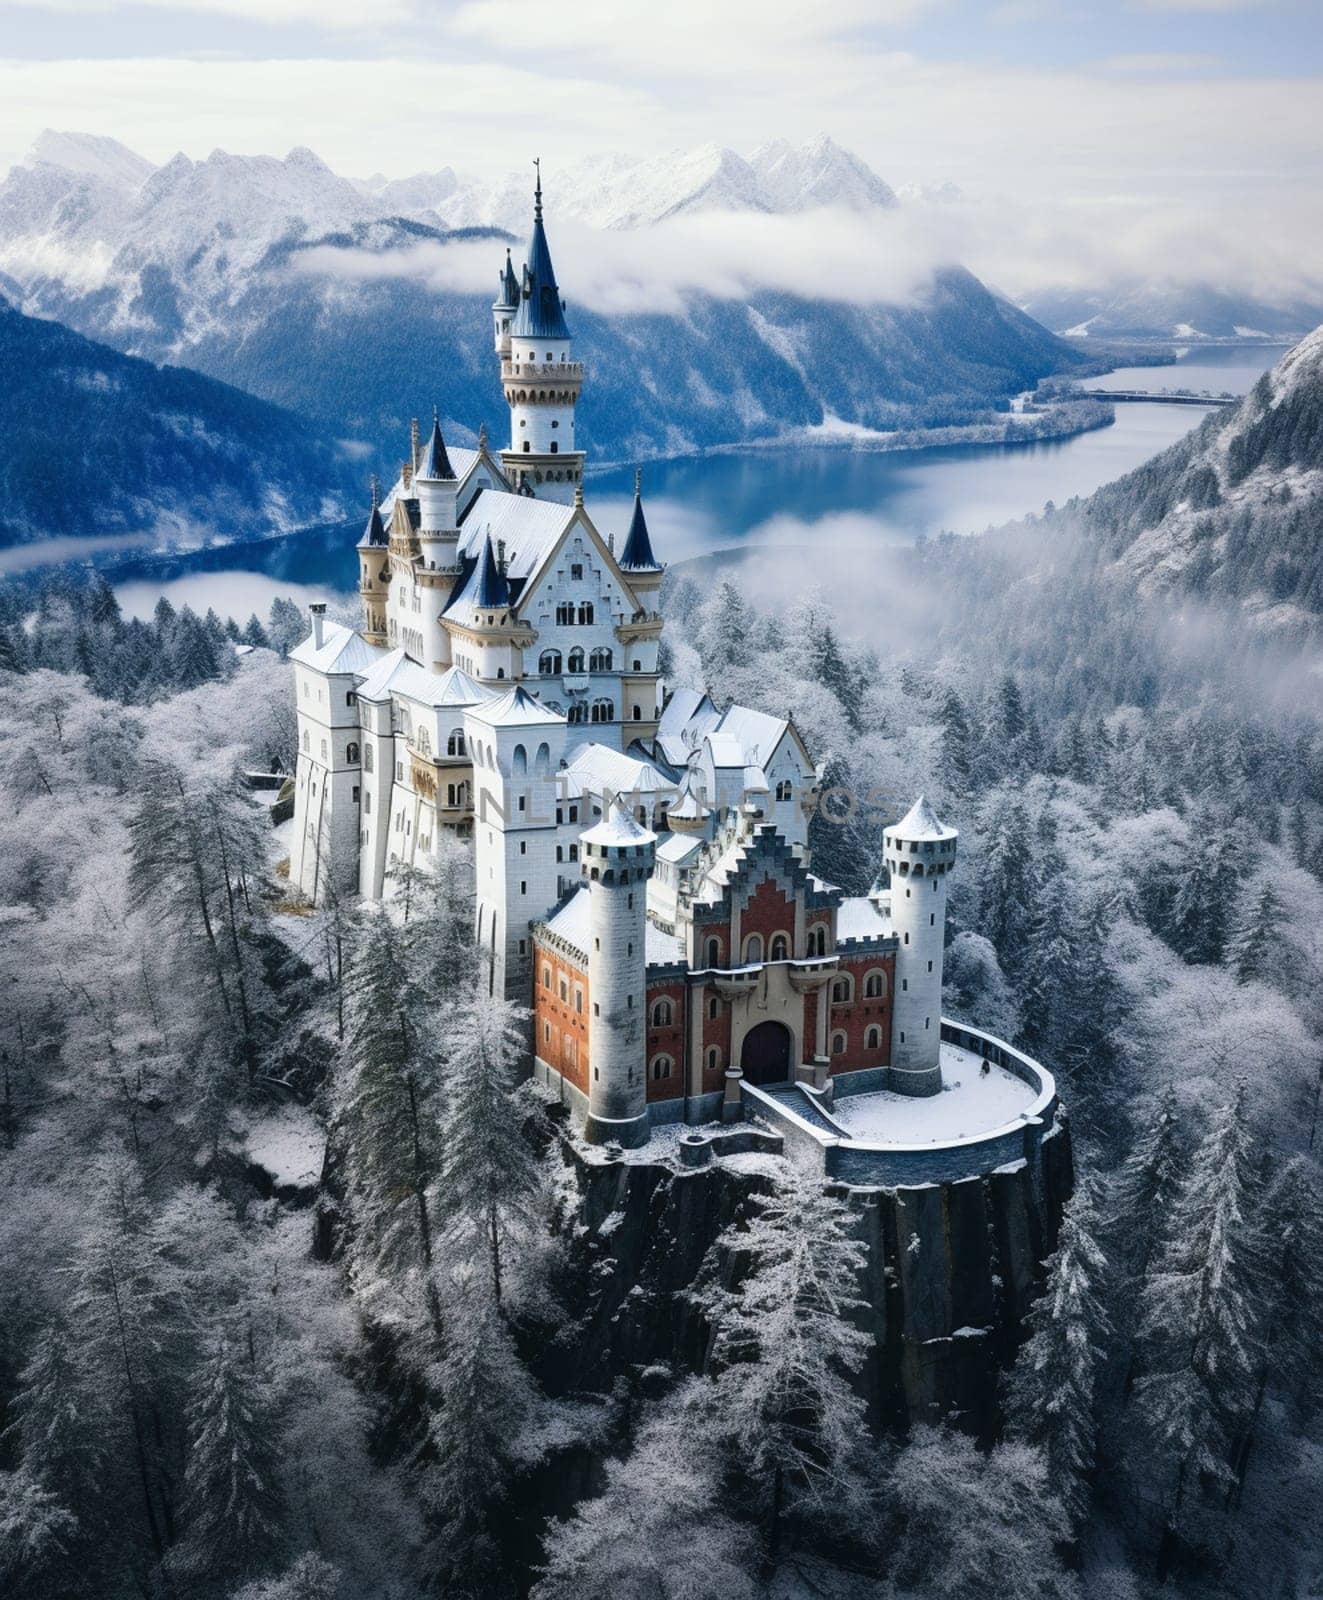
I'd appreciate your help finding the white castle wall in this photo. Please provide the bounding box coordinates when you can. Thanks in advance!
[885,824,957,1096]
[583,833,655,1147]
[291,659,363,903]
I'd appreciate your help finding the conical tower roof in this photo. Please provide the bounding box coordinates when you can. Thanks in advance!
[416,412,455,481]
[892,795,957,842]
[494,248,520,309]
[513,161,570,340]
[470,532,512,608]
[619,467,661,570]
[358,488,387,548]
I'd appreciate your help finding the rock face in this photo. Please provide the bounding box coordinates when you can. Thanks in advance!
[552,1114,1074,1435]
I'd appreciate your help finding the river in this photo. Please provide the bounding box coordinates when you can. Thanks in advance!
[106,343,1288,624]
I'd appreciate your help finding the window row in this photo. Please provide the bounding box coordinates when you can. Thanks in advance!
[539,646,613,673]
[554,602,595,626]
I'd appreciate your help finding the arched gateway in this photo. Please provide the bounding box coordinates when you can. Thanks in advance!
[740,1020,793,1087]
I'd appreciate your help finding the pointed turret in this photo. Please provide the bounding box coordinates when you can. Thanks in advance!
[416,410,455,482]
[471,531,512,609]
[619,467,662,571]
[496,248,519,309]
[514,157,570,341]
[357,477,387,549]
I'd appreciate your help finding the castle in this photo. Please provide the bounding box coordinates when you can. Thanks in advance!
[289,174,1064,1175]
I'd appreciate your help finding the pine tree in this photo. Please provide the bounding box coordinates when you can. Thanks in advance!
[335,910,444,1337]
[533,1386,758,1600]
[1112,1086,1184,1290]
[1006,1184,1112,1528]
[418,1261,540,1600]
[243,613,271,649]
[807,751,874,894]
[0,623,27,673]
[435,987,543,1312]
[1224,879,1284,983]
[884,1428,1079,1600]
[977,796,1033,966]
[938,688,973,794]
[174,1340,285,1583]
[995,673,1027,747]
[1226,1156,1323,1503]
[0,1468,79,1592]
[1133,1086,1263,1574]
[697,1163,870,1570]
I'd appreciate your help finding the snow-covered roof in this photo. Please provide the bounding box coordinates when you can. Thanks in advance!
[544,886,590,954]
[742,764,769,793]
[288,619,384,676]
[716,703,791,765]
[456,487,571,589]
[357,500,387,549]
[445,532,512,625]
[561,742,673,801]
[581,798,656,850]
[892,794,956,842]
[355,650,493,709]
[466,684,565,728]
[836,894,891,942]
[704,733,746,769]
[656,689,720,763]
[656,832,703,866]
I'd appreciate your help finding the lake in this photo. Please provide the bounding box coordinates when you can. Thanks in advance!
[107,343,1288,624]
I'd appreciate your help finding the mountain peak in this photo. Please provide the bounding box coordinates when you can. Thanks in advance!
[28,129,156,191]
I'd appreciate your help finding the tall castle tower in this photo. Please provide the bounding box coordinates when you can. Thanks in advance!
[615,469,665,734]
[883,796,958,1096]
[580,801,656,1148]
[499,163,585,504]
[357,480,389,647]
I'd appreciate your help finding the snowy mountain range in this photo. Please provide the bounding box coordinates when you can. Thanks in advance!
[1075,325,1323,623]
[0,130,1079,464]
[1021,281,1323,344]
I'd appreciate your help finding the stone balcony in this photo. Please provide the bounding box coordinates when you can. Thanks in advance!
[501,360,584,381]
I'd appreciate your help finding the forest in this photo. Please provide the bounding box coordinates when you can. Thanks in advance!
[1,508,1321,1599]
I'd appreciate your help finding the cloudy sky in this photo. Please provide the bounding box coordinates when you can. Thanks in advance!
[0,0,1319,298]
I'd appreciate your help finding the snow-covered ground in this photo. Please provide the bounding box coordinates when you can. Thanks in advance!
[828,1044,1037,1146]
[240,1104,325,1191]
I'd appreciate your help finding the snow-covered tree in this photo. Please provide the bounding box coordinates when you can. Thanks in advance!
[174,1339,286,1584]
[1006,1183,1112,1528]
[884,1427,1078,1600]
[435,987,543,1312]
[333,909,444,1338]
[697,1162,871,1570]
[1133,1085,1264,1571]
[533,1387,758,1600]
[1225,878,1285,983]
[418,1260,541,1600]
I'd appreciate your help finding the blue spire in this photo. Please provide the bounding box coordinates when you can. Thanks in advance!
[619,467,661,570]
[513,159,570,341]
[416,409,455,480]
[496,247,519,309]
[360,476,387,547]
[471,531,511,607]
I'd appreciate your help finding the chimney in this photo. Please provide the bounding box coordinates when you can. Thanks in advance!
[309,601,327,650]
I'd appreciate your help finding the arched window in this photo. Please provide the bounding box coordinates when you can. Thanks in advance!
[567,703,588,725]
[590,699,614,723]
[704,936,721,967]
[832,975,853,1004]
[364,744,374,773]
[775,779,792,801]
[705,1046,722,1072]
[831,1031,847,1055]
[346,741,360,765]
[865,1024,882,1049]
[539,649,562,675]
[633,706,642,720]
[542,964,552,989]
[512,744,527,776]
[577,602,594,625]
[864,970,887,999]
[651,998,674,1027]
[568,647,585,673]
[415,728,430,757]
[568,843,579,861]
[302,730,310,753]
[590,647,613,671]
[808,924,828,957]
[744,933,764,964]
[769,933,789,961]
[523,440,530,452]
[550,441,558,454]
[651,1054,673,1080]
[446,728,465,757]
[555,602,574,626]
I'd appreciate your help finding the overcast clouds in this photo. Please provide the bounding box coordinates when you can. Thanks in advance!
[0,0,1319,299]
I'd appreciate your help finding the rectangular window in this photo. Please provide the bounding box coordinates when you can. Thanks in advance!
[518,939,527,955]
[352,785,360,803]
[520,841,527,855]
[574,987,583,1014]
[520,881,527,895]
